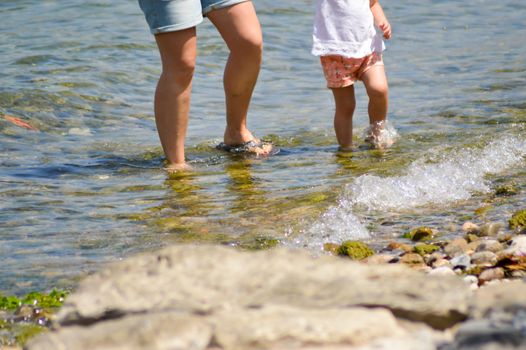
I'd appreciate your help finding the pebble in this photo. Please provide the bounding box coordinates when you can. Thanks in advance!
[429,266,456,276]
[475,240,503,253]
[432,258,452,269]
[363,254,396,264]
[387,242,413,253]
[450,254,471,270]
[400,253,425,265]
[470,251,497,266]
[505,236,526,257]
[444,238,468,257]
[462,222,480,234]
[478,267,505,284]
[479,222,505,237]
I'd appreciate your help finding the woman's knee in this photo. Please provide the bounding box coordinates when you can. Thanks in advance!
[162,55,196,85]
[231,33,263,60]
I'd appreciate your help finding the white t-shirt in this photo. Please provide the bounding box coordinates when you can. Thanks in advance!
[312,0,385,58]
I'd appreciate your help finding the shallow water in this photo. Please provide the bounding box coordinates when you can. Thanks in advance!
[1,0,525,295]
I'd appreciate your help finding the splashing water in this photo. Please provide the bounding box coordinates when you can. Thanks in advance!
[349,135,526,211]
[293,135,526,252]
[363,120,399,149]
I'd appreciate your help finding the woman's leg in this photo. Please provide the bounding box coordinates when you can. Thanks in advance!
[207,2,264,147]
[154,28,197,168]
[331,85,356,150]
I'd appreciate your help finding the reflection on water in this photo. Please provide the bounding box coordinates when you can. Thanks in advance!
[0,0,525,295]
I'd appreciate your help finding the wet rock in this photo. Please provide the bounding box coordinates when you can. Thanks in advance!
[478,268,505,284]
[399,253,425,266]
[504,236,526,257]
[465,233,480,243]
[480,222,505,237]
[363,254,396,264]
[497,232,513,243]
[405,227,434,242]
[413,243,440,256]
[387,242,413,253]
[510,270,526,278]
[462,222,480,234]
[470,280,526,319]
[494,183,519,196]
[466,240,483,253]
[432,258,452,269]
[336,241,374,260]
[445,238,469,257]
[451,280,526,349]
[429,266,456,277]
[475,240,503,254]
[471,251,498,266]
[446,313,526,350]
[450,254,471,270]
[425,252,448,267]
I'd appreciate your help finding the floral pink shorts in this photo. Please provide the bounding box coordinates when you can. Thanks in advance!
[320,52,383,88]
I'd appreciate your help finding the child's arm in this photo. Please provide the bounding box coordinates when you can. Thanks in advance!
[370,0,391,39]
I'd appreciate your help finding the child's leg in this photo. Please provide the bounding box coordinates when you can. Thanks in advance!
[331,85,356,150]
[361,65,391,147]
[361,64,388,127]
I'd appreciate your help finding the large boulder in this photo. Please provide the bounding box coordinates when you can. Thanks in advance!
[27,245,472,350]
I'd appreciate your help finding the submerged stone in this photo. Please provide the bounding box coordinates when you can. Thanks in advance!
[494,183,518,196]
[242,236,279,251]
[509,209,526,230]
[414,244,440,256]
[336,241,374,260]
[405,227,434,242]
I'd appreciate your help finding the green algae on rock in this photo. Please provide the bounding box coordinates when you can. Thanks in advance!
[323,243,340,255]
[494,183,518,196]
[1,290,68,311]
[1,323,47,347]
[404,227,434,242]
[337,241,374,260]
[509,209,526,230]
[241,236,280,251]
[414,244,440,256]
[1,290,68,347]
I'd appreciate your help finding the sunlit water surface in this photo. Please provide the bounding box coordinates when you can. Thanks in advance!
[1,0,525,295]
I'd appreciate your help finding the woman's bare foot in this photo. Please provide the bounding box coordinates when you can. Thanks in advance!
[163,162,193,174]
[222,127,274,156]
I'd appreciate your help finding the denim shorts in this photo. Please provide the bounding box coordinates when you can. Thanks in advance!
[139,0,249,34]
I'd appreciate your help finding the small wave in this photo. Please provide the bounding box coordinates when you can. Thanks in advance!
[348,135,526,211]
[292,134,526,251]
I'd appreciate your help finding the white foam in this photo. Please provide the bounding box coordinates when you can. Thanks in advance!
[291,135,526,252]
[348,136,526,211]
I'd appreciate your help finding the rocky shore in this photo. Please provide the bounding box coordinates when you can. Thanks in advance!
[25,211,526,350]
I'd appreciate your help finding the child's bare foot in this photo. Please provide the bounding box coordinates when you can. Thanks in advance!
[364,120,397,150]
